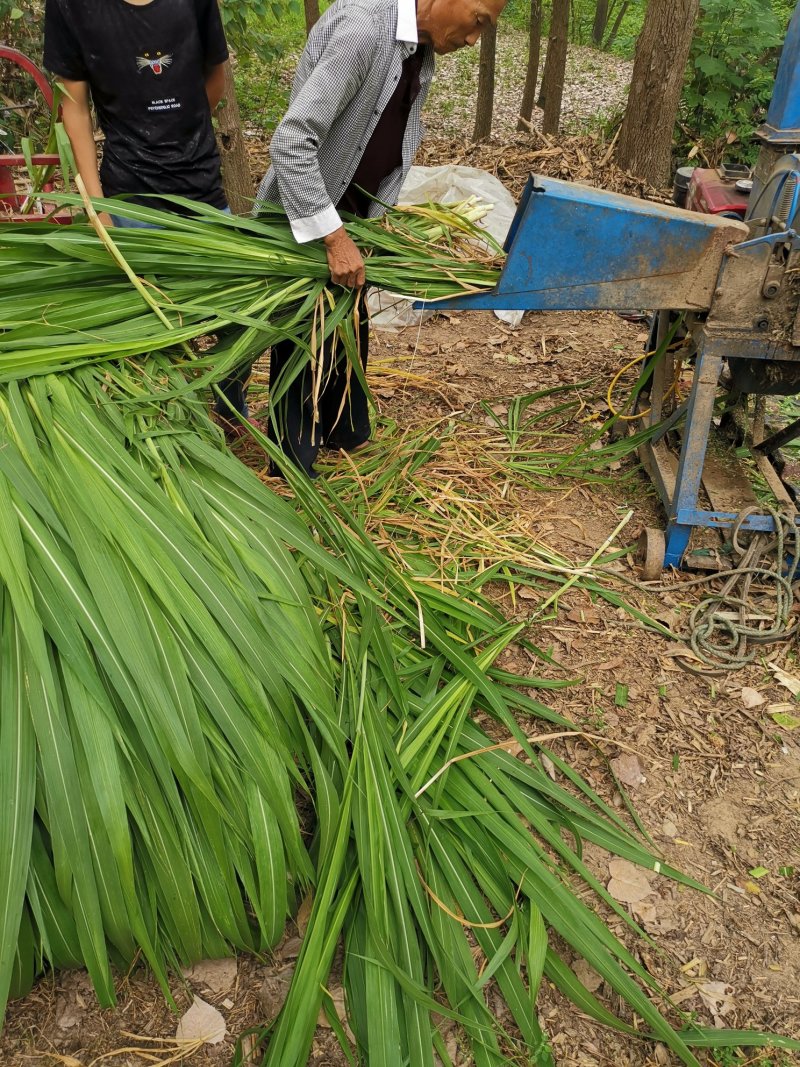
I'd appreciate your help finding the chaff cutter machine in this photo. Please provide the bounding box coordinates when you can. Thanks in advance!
[429,4,800,575]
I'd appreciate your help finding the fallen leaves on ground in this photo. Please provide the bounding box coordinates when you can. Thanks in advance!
[768,662,800,696]
[182,958,238,995]
[740,686,766,709]
[607,857,655,904]
[175,997,226,1046]
[610,753,645,789]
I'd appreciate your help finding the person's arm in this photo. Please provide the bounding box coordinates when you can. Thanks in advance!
[268,13,377,286]
[43,1,112,224]
[60,78,113,227]
[205,61,226,112]
[60,79,101,197]
[197,0,228,112]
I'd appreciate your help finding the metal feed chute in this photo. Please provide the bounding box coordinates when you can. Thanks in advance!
[422,2,800,574]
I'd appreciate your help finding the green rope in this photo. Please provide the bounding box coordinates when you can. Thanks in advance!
[601,507,800,674]
[677,506,800,674]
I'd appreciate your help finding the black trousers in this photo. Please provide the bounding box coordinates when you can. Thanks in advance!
[215,294,371,476]
[214,354,250,418]
[269,290,370,476]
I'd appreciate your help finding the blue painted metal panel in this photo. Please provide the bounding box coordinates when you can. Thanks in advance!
[421,176,747,313]
[759,3,800,143]
[676,509,800,533]
[745,155,800,233]
[656,344,725,571]
[664,525,692,570]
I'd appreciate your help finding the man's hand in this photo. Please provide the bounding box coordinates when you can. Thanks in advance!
[98,212,114,229]
[323,227,365,288]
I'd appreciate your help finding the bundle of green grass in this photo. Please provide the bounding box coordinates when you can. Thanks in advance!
[0,201,796,1067]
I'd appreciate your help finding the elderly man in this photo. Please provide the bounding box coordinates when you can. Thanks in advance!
[243,0,505,476]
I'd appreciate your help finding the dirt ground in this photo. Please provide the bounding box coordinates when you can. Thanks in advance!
[2,301,798,1067]
[3,95,800,1066]
[362,310,800,1067]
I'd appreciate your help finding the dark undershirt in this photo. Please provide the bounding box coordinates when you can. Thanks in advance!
[339,46,426,219]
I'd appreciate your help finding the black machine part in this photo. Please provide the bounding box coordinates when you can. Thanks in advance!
[727,358,800,396]
[672,166,695,209]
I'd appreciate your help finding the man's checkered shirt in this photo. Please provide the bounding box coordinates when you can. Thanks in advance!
[254,0,435,243]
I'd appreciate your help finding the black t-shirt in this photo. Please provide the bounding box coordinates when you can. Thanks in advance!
[44,0,229,211]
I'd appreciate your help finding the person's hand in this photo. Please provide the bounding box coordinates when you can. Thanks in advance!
[98,211,114,229]
[323,227,365,288]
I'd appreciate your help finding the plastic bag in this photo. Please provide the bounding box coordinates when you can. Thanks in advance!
[367,164,523,331]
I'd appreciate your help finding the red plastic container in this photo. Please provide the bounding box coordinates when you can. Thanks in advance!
[687,168,751,218]
[0,153,73,224]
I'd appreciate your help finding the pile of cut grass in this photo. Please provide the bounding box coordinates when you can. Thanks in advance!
[0,200,797,1067]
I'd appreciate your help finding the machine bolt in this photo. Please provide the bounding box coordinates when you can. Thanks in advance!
[753,315,771,331]
[763,282,780,299]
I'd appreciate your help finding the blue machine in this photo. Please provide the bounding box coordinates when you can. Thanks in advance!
[424,3,800,575]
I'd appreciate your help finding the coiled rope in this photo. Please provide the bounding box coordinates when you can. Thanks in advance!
[674,506,800,674]
[601,507,800,674]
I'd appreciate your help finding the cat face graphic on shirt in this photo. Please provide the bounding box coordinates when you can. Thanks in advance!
[136,51,173,74]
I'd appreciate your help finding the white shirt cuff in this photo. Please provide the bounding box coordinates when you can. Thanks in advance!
[289,204,343,243]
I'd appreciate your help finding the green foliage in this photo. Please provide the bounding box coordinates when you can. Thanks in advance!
[601,0,646,57]
[495,0,531,32]
[220,0,304,61]
[503,0,646,56]
[680,0,787,164]
[223,0,317,127]
[708,1046,795,1067]
[497,0,647,54]
[572,0,646,54]
[0,1,49,154]
[232,4,308,129]
[233,52,292,131]
[0,0,42,56]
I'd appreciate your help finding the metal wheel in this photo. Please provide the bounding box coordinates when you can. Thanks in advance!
[637,527,666,581]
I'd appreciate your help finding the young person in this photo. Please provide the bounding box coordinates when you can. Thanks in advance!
[43,0,229,226]
[44,0,251,425]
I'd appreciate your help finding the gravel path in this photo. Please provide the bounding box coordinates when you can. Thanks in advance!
[423,28,633,140]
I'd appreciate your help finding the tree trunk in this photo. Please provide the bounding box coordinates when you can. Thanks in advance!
[603,0,631,50]
[216,57,253,216]
[617,0,700,186]
[591,0,609,47]
[569,0,582,44]
[472,23,497,142]
[303,0,320,34]
[539,0,569,134]
[517,0,543,132]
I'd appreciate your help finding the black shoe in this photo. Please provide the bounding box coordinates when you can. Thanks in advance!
[325,433,370,452]
[217,414,266,441]
[268,461,319,480]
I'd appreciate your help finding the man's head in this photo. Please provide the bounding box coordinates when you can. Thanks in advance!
[416,0,507,55]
